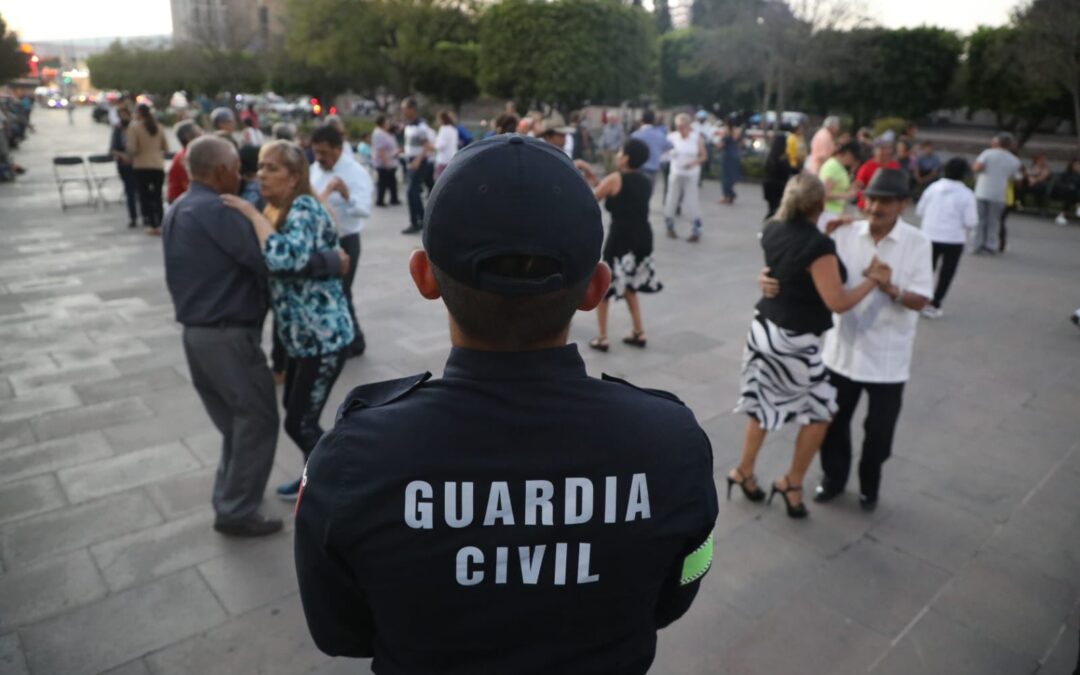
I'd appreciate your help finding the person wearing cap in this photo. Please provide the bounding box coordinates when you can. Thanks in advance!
[294,134,719,673]
[759,168,933,511]
[539,125,574,157]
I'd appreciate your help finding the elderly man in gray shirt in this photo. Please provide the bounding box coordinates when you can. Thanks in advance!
[163,136,347,537]
[972,132,1021,255]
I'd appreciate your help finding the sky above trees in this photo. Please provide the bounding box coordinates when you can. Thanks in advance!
[5,0,1017,41]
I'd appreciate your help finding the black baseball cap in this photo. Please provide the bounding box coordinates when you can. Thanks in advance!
[422,134,602,295]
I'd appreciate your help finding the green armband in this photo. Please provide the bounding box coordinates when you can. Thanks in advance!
[680,534,714,586]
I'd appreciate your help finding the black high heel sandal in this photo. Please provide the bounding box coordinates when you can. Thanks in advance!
[726,469,766,502]
[768,476,808,519]
[622,330,647,348]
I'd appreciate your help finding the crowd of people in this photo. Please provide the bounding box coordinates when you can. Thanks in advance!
[0,94,32,181]
[73,88,1077,672]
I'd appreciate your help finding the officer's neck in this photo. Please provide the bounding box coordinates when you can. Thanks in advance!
[449,321,570,353]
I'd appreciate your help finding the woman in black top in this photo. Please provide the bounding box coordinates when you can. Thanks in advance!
[576,138,662,351]
[762,131,793,220]
[730,173,890,517]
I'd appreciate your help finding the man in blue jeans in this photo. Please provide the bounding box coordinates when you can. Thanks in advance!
[400,97,435,235]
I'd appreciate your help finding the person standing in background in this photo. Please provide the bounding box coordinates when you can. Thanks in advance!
[818,141,860,225]
[167,120,202,204]
[762,132,793,220]
[630,109,673,196]
[372,115,401,207]
[853,137,900,211]
[127,103,168,235]
[109,106,140,228]
[972,132,1021,255]
[400,98,436,235]
[916,157,978,319]
[664,113,707,242]
[434,110,459,182]
[718,120,742,205]
[806,116,840,175]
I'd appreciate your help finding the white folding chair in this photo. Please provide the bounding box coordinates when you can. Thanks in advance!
[53,156,94,210]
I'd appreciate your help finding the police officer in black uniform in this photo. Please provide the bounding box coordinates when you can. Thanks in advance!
[295,134,719,675]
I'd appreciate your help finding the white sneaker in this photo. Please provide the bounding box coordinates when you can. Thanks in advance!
[921,306,943,319]
[1055,213,1068,226]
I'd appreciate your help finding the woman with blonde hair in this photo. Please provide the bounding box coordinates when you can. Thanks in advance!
[223,140,354,501]
[728,172,890,518]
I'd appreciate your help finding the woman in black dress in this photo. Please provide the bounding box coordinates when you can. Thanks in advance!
[576,138,662,351]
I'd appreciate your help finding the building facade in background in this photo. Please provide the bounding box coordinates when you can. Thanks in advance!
[170,0,286,51]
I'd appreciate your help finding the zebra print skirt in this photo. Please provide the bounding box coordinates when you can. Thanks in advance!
[733,314,838,430]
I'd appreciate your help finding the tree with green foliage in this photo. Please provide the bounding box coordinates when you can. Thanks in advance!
[87,43,264,97]
[799,26,962,127]
[959,26,1066,146]
[1012,0,1080,143]
[286,0,479,102]
[0,15,29,85]
[478,0,655,112]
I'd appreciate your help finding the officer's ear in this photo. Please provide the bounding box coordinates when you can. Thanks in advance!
[409,249,442,300]
[577,262,612,312]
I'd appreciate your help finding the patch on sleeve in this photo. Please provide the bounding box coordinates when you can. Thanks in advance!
[294,464,309,516]
[680,534,713,586]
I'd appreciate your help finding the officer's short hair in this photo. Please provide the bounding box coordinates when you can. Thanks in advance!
[432,257,591,348]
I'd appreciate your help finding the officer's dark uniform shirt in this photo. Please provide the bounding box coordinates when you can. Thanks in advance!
[295,344,719,675]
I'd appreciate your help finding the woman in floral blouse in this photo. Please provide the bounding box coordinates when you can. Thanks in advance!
[223,140,354,501]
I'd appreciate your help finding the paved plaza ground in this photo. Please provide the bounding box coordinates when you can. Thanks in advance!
[1,109,1078,675]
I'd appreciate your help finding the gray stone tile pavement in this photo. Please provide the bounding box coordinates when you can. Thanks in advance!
[0,108,1078,673]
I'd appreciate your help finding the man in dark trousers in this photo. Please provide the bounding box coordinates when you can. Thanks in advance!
[163,136,347,537]
[295,135,719,674]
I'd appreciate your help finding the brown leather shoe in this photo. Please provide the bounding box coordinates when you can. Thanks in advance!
[687,233,700,243]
